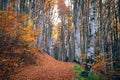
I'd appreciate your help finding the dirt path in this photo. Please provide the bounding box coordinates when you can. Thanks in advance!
[12,53,76,80]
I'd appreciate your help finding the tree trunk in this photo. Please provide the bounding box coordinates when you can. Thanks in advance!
[36,0,45,49]
[86,0,96,73]
[99,0,104,54]
[73,0,81,63]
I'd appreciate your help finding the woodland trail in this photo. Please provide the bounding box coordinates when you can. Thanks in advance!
[12,53,76,80]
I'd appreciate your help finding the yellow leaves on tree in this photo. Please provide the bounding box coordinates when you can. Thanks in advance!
[7,0,18,11]
[0,1,40,80]
[51,26,58,39]
[96,47,100,51]
[0,1,40,46]
[0,10,40,43]
[21,26,40,43]
[69,24,74,30]
[52,33,58,39]
[45,0,55,12]
[95,35,99,40]
[8,15,14,19]
[68,16,73,22]
[80,54,87,59]
[28,20,34,28]
[58,0,70,14]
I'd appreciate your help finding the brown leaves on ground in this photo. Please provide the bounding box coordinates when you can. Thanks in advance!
[11,53,75,80]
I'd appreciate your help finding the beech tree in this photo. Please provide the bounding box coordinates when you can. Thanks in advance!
[73,0,81,63]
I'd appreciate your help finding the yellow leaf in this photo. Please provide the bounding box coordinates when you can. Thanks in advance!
[96,36,99,40]
[96,47,100,51]
[68,16,73,21]
[0,10,4,13]
[28,20,33,28]
[80,54,86,59]
[8,16,14,19]
[52,33,57,39]
[69,24,74,30]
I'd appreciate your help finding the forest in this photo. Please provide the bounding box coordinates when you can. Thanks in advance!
[0,0,120,80]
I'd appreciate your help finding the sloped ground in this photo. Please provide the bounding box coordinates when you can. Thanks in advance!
[12,53,75,80]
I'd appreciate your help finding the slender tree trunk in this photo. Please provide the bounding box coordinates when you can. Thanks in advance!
[36,0,45,49]
[99,0,104,54]
[73,0,81,63]
[86,0,96,73]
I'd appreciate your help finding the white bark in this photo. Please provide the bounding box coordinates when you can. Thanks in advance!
[74,22,81,62]
[87,0,96,61]
[74,0,81,63]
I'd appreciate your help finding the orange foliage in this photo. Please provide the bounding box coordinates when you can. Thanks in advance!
[45,0,55,12]
[68,16,73,22]
[69,24,74,30]
[93,54,113,78]
[0,1,40,79]
[57,0,70,14]
[0,9,40,46]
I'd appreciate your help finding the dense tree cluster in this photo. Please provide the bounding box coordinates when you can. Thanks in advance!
[0,0,120,79]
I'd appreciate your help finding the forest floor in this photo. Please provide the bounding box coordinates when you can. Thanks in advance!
[11,53,76,80]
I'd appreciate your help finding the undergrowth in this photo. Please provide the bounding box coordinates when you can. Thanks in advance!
[74,65,106,80]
